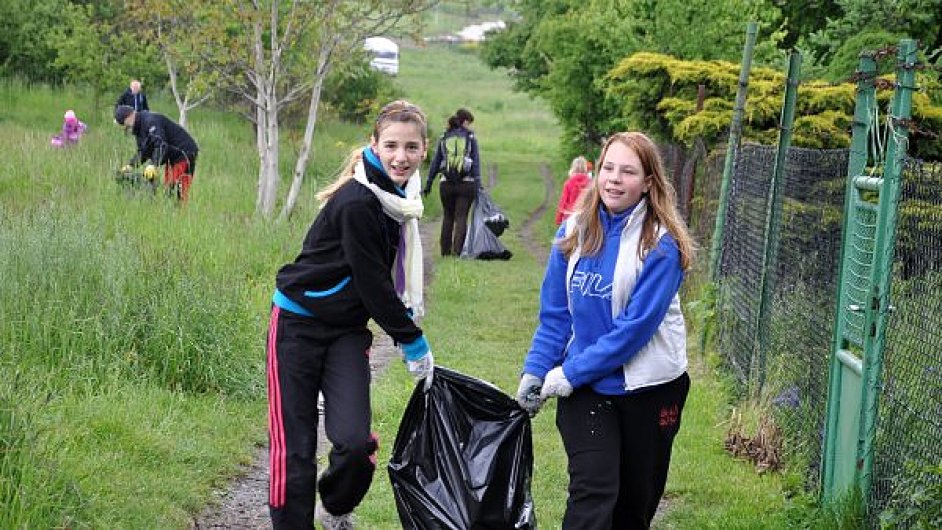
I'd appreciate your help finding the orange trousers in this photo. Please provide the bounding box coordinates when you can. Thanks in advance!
[164,158,195,203]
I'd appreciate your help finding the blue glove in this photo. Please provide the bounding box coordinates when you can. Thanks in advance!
[515,373,543,417]
[539,366,573,399]
[401,336,434,391]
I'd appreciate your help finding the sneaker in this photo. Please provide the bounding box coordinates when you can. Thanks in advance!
[315,502,355,530]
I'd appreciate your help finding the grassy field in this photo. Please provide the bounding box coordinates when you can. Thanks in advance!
[1,40,803,528]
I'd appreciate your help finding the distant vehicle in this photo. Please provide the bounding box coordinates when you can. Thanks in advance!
[457,20,506,42]
[364,37,399,76]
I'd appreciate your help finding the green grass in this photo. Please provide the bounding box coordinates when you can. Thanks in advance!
[1,43,805,527]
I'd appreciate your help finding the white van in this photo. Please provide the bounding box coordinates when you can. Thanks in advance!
[364,37,399,76]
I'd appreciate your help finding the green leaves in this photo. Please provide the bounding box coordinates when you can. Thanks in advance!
[481,0,784,157]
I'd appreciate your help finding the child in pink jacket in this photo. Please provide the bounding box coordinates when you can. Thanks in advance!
[50,110,87,148]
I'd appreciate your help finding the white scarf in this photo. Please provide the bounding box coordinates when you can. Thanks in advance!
[352,161,425,317]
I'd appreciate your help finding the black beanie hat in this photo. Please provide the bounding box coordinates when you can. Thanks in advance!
[114,105,134,125]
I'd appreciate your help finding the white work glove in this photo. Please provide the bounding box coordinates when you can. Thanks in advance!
[143,164,158,180]
[515,373,543,417]
[407,351,434,391]
[401,336,434,391]
[539,366,573,400]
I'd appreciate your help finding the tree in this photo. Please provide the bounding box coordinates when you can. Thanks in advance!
[0,0,65,81]
[482,0,783,158]
[126,0,221,128]
[48,1,163,113]
[198,0,324,218]
[605,51,942,159]
[199,0,432,219]
[802,0,942,68]
[279,0,432,221]
[482,0,628,157]
[770,0,842,50]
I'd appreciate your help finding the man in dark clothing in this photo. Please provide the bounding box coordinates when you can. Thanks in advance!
[115,105,198,202]
[116,80,150,112]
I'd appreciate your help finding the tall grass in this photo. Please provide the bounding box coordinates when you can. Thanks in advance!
[0,79,359,526]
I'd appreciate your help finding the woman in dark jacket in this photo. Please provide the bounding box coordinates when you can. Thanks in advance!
[423,108,481,256]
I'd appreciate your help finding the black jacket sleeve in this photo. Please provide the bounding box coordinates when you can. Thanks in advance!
[425,137,444,191]
[468,132,481,183]
[135,119,170,166]
[116,89,131,109]
[339,198,422,344]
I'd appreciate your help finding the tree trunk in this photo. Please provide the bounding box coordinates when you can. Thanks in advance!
[255,98,267,214]
[252,14,275,217]
[280,41,335,221]
[178,99,188,130]
[259,96,280,217]
[166,53,185,125]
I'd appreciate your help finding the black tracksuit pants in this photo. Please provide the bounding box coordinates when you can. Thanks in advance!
[555,373,690,530]
[267,306,379,530]
[439,179,477,256]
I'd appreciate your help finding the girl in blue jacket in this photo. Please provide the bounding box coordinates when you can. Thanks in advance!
[517,131,696,529]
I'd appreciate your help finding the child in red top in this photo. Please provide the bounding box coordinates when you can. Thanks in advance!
[554,155,591,225]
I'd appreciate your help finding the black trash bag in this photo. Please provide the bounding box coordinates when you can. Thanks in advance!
[478,189,510,237]
[388,367,536,530]
[461,189,512,261]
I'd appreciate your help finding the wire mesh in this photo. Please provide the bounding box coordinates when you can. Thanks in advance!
[868,158,942,525]
[715,144,849,489]
[712,146,941,522]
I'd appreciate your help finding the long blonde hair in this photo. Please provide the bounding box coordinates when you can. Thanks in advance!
[557,132,696,270]
[569,155,588,177]
[317,100,428,203]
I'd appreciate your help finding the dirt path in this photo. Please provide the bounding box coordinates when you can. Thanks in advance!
[518,163,555,265]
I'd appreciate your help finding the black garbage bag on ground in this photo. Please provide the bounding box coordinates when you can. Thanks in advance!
[388,367,536,530]
[461,188,512,260]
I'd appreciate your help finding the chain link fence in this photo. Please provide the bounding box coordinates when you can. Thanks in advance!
[672,138,940,525]
[870,158,942,523]
[716,145,848,486]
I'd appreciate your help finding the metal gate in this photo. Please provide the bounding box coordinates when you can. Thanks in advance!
[821,40,918,504]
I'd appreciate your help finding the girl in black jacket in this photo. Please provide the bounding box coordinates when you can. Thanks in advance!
[268,100,433,530]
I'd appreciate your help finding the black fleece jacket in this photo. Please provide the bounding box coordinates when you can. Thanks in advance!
[275,158,422,345]
[130,111,198,167]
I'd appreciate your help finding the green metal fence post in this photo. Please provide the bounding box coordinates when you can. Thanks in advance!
[709,21,758,280]
[822,51,876,502]
[753,51,801,394]
[858,38,917,504]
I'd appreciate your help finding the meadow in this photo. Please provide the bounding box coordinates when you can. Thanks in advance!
[1,44,797,528]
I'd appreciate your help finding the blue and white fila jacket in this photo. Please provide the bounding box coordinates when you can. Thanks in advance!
[522,199,687,395]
